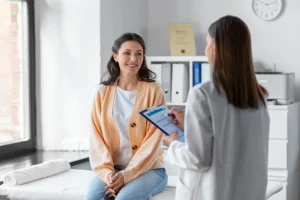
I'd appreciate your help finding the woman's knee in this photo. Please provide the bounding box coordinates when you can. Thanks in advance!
[115,168,168,200]
[85,175,107,200]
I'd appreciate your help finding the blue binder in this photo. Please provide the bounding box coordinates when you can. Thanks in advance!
[193,62,201,86]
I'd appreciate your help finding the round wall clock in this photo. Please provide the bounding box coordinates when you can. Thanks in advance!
[252,0,283,21]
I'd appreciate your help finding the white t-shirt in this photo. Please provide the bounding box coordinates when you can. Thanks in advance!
[113,86,136,169]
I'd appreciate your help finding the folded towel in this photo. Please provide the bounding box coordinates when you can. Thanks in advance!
[2,159,70,187]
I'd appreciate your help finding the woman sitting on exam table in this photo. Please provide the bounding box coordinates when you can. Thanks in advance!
[86,33,167,200]
[163,15,270,200]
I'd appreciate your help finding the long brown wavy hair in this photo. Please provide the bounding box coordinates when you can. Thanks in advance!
[101,33,156,85]
[208,15,268,109]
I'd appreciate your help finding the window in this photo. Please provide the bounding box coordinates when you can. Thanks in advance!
[0,0,36,159]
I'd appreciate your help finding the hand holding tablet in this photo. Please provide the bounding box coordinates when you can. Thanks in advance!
[139,105,185,142]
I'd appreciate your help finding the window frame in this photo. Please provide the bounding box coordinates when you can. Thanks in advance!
[0,0,36,160]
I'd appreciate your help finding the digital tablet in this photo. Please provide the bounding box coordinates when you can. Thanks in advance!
[140,105,185,142]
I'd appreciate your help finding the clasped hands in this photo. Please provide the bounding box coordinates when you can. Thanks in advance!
[105,171,125,198]
[163,107,185,147]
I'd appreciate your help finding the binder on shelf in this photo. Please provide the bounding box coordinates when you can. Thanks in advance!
[201,63,211,83]
[193,62,201,86]
[150,63,172,102]
[171,63,189,103]
[161,63,172,102]
[148,57,210,104]
[150,64,162,84]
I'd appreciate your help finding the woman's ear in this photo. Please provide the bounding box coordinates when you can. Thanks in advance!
[112,52,118,62]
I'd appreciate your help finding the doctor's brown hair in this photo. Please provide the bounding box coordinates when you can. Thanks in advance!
[208,15,268,109]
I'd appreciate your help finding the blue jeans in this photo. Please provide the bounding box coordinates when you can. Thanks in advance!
[85,168,168,200]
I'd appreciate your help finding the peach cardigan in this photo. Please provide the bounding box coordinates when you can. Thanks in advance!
[89,81,166,184]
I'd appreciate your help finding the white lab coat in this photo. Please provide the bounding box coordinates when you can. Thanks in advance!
[166,81,270,200]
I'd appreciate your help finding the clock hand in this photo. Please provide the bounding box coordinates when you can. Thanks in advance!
[267,0,277,5]
[257,0,268,5]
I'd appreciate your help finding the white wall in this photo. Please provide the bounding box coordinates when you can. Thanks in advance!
[34,0,299,150]
[35,0,100,150]
[100,0,148,75]
[148,0,300,100]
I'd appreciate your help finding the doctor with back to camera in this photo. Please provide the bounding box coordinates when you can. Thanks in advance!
[163,15,270,200]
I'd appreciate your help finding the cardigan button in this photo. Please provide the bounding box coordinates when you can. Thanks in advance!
[131,123,136,127]
[132,146,136,150]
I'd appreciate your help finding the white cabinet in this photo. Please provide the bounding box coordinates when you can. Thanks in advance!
[268,109,288,139]
[267,103,300,200]
[163,102,300,200]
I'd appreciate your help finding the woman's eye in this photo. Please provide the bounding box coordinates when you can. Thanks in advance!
[136,53,142,56]
[124,52,130,55]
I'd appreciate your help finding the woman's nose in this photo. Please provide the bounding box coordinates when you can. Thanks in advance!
[130,55,137,62]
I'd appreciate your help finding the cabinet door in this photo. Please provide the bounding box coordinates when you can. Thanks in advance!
[268,109,288,139]
[268,140,287,169]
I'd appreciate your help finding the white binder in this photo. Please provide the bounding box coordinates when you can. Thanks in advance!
[150,63,172,102]
[171,63,189,103]
[201,63,211,82]
[149,64,162,84]
[161,63,172,102]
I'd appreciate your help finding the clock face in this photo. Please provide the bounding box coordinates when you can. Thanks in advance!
[252,0,283,21]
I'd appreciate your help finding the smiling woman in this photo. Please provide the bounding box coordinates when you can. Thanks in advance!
[101,33,156,85]
[0,0,36,159]
[86,33,168,200]
[112,41,144,77]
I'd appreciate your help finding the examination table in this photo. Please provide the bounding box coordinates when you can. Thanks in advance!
[0,160,283,200]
